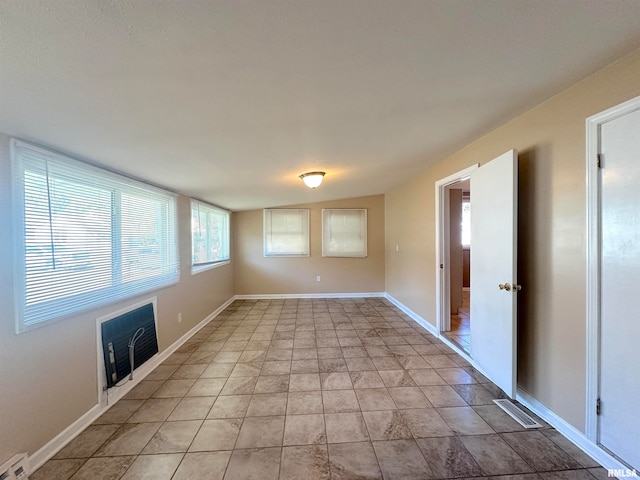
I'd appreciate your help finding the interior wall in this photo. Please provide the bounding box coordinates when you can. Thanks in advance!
[234,195,385,295]
[0,133,235,464]
[385,46,640,431]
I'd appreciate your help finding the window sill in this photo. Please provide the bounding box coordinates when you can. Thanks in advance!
[191,260,230,276]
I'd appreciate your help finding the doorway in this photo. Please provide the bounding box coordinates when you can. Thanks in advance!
[586,95,640,470]
[442,180,472,354]
[436,150,519,398]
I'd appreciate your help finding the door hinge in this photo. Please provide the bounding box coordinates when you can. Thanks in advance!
[597,153,603,169]
[596,398,601,415]
[440,264,444,269]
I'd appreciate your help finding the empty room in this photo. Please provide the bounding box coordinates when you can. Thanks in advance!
[1,1,639,479]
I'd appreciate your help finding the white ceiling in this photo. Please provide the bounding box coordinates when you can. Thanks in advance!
[2,1,640,211]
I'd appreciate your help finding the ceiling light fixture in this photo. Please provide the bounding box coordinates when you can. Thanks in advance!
[299,171,325,189]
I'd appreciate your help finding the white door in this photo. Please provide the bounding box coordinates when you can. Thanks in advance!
[599,107,640,470]
[470,149,518,398]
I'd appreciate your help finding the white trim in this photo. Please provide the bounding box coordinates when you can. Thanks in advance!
[29,295,235,473]
[517,388,632,474]
[585,95,640,443]
[235,292,385,300]
[384,293,438,336]
[435,164,478,335]
[191,260,231,276]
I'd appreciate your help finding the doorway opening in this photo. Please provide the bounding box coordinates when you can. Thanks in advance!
[442,181,471,353]
[435,164,477,356]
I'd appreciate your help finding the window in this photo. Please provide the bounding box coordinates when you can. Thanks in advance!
[322,208,367,257]
[12,140,179,333]
[462,199,471,247]
[191,199,230,272]
[263,209,309,257]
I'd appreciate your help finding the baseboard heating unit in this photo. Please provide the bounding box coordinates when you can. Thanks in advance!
[493,399,543,428]
[100,302,158,389]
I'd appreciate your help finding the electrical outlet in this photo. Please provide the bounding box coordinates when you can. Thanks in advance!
[178,313,182,323]
[316,275,321,282]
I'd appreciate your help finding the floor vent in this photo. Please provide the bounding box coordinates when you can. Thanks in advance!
[493,399,543,428]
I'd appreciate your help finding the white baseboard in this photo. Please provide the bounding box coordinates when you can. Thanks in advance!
[28,295,236,473]
[235,292,385,300]
[516,389,631,474]
[384,293,438,337]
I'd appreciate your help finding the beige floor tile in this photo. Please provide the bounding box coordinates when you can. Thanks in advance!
[289,373,321,391]
[438,406,495,435]
[327,442,382,480]
[167,396,215,421]
[172,451,231,480]
[283,414,326,445]
[224,447,281,480]
[54,424,119,459]
[30,459,86,480]
[235,415,285,448]
[254,374,290,393]
[388,387,432,409]
[189,418,242,451]
[325,412,370,443]
[69,456,135,480]
[372,439,433,480]
[280,445,330,480]
[246,392,288,416]
[142,420,202,454]
[322,389,360,413]
[207,394,251,418]
[94,423,162,456]
[126,398,180,423]
[350,371,386,389]
[287,391,324,415]
[355,388,397,411]
[120,453,183,479]
[363,410,413,441]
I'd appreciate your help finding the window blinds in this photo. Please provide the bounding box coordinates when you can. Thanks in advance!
[322,209,367,257]
[263,209,309,256]
[12,140,179,332]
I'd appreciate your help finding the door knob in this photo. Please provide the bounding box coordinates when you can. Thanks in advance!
[499,282,512,291]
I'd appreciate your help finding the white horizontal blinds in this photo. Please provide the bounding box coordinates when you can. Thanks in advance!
[14,141,179,331]
[322,208,367,257]
[264,208,309,256]
[191,200,230,266]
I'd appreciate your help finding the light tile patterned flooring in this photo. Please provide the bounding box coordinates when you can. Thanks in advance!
[33,298,607,480]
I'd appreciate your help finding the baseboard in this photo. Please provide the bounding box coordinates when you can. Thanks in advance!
[384,293,438,337]
[516,388,630,474]
[234,292,386,300]
[28,295,236,473]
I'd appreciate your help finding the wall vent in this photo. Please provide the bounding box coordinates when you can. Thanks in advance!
[493,399,543,428]
[0,453,29,480]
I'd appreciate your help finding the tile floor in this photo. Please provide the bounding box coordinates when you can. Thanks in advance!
[33,298,607,480]
[444,290,471,353]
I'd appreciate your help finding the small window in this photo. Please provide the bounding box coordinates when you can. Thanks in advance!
[12,140,179,333]
[322,208,367,257]
[191,200,230,273]
[462,200,471,247]
[263,209,309,257]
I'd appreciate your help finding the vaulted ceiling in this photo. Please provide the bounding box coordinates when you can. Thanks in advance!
[2,0,640,210]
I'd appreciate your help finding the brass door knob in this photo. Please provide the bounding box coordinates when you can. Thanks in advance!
[498,283,511,291]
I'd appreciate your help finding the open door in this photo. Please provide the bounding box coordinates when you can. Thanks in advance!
[470,149,518,398]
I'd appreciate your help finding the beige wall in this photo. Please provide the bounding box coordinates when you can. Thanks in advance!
[386,47,640,431]
[234,195,385,295]
[0,133,235,464]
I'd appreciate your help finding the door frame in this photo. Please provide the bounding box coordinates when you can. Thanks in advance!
[435,164,478,335]
[585,95,640,444]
